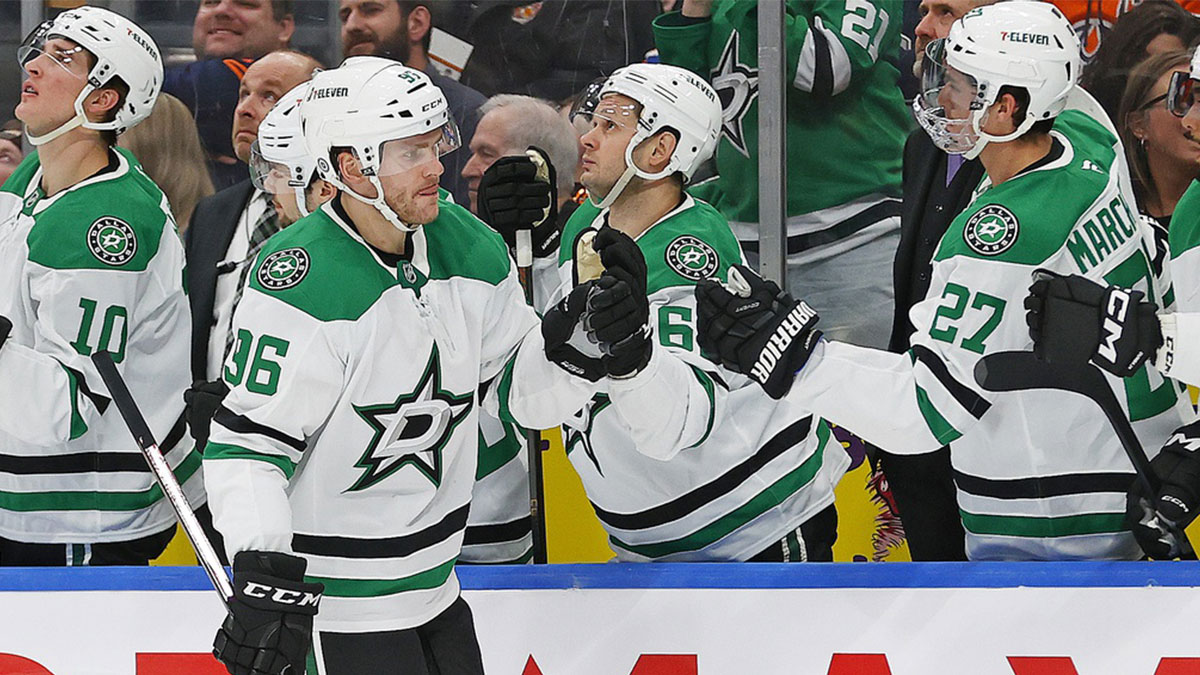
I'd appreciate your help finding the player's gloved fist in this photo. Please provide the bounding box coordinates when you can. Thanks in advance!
[1126,419,1200,559]
[0,314,11,351]
[184,380,229,450]
[695,264,822,399]
[587,227,651,378]
[542,281,606,382]
[1025,269,1162,377]
[214,551,323,675]
[476,146,560,258]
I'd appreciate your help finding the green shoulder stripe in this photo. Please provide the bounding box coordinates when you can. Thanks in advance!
[559,199,603,266]
[1169,180,1200,259]
[205,441,298,479]
[641,198,741,296]
[422,199,510,285]
[248,210,395,322]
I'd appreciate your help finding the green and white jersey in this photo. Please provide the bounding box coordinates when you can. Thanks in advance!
[204,198,593,632]
[653,0,907,249]
[460,415,532,564]
[0,148,202,544]
[547,196,849,562]
[788,110,1189,560]
[1152,182,1200,384]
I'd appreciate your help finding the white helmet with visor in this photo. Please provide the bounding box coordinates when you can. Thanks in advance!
[301,56,460,232]
[250,81,319,218]
[19,6,163,145]
[913,1,1080,159]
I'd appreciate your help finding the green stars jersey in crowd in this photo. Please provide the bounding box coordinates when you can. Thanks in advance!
[0,148,202,544]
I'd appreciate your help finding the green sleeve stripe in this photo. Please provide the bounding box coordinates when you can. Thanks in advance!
[959,509,1127,538]
[63,366,88,441]
[686,365,718,449]
[476,421,523,480]
[0,449,200,512]
[609,421,830,559]
[915,385,963,444]
[204,441,297,479]
[495,357,519,425]
[306,558,457,598]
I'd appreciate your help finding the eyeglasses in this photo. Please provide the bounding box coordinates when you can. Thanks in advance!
[1138,92,1169,112]
[1167,71,1195,118]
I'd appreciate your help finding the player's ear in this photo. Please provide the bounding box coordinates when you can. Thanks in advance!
[84,87,122,122]
[992,91,1020,134]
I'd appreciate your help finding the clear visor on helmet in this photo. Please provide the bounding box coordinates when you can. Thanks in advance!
[248,140,300,195]
[568,78,606,135]
[1168,70,1196,118]
[570,90,639,136]
[375,118,462,177]
[913,38,985,155]
[18,23,87,79]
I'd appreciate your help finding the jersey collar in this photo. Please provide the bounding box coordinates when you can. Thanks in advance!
[28,148,129,216]
[590,193,696,242]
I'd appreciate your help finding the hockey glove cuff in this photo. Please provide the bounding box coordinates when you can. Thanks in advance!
[477,147,560,258]
[214,551,323,675]
[184,380,229,451]
[586,228,651,378]
[695,265,821,399]
[543,282,607,382]
[1126,419,1200,559]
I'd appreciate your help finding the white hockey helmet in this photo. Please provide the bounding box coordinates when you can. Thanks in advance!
[914,1,1080,159]
[571,62,721,207]
[19,6,163,145]
[1166,47,1200,118]
[301,56,460,232]
[250,81,319,217]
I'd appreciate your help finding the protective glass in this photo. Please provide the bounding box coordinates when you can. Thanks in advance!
[568,77,607,135]
[913,38,984,155]
[375,118,462,177]
[18,23,87,79]
[570,90,639,135]
[248,140,297,195]
[1167,70,1195,118]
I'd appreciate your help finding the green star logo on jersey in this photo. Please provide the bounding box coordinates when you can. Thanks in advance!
[711,30,758,158]
[348,346,473,492]
[964,205,1019,256]
[87,217,138,266]
[666,235,720,281]
[564,394,611,476]
[257,248,311,290]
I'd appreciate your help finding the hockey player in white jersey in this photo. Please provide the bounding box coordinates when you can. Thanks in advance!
[542,62,848,562]
[0,7,204,565]
[204,57,600,675]
[696,1,1190,561]
[247,81,337,227]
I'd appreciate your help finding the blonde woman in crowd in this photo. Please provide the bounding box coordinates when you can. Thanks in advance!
[119,93,214,231]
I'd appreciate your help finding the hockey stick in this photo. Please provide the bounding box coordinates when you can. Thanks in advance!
[975,350,1197,559]
[91,351,234,605]
[515,228,550,565]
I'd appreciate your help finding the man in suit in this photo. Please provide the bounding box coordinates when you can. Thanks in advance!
[338,0,485,206]
[184,50,320,446]
[878,0,995,561]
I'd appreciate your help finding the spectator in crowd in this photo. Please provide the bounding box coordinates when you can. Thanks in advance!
[1119,50,1200,252]
[456,1,660,101]
[184,50,320,406]
[165,0,296,190]
[0,121,23,187]
[654,0,910,350]
[1079,0,1200,124]
[339,0,485,206]
[457,94,580,564]
[118,94,215,233]
[881,0,997,562]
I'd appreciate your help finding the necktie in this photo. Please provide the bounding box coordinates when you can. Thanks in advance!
[224,196,280,359]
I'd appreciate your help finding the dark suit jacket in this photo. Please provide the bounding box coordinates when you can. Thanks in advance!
[184,180,255,382]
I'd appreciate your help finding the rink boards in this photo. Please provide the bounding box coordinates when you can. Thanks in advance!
[0,562,1198,675]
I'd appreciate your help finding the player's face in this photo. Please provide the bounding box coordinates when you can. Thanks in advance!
[913,0,977,77]
[193,0,292,60]
[938,66,976,127]
[578,94,640,199]
[378,127,446,226]
[461,108,518,214]
[1142,68,1200,170]
[232,53,314,163]
[340,0,408,60]
[16,37,91,135]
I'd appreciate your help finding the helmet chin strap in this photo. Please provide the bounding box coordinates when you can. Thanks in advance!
[965,108,1037,160]
[27,84,123,146]
[342,174,418,232]
[293,186,310,218]
[589,140,676,209]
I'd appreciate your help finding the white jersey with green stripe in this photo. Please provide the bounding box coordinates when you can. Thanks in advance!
[0,148,202,543]
[786,110,1190,560]
[547,196,849,562]
[204,198,594,633]
[1151,181,1200,387]
[460,414,532,564]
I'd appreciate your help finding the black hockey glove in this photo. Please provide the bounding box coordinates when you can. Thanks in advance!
[1126,419,1200,559]
[696,264,822,400]
[0,315,10,351]
[476,146,561,259]
[587,227,651,378]
[542,281,606,382]
[184,380,229,451]
[1025,269,1162,377]
[214,551,323,675]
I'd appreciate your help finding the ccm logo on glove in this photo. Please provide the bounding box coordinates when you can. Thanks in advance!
[240,581,321,608]
[1098,289,1133,365]
[751,301,818,384]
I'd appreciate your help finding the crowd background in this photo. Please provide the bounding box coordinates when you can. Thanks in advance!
[5,0,1200,565]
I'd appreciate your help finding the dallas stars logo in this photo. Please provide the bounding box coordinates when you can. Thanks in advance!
[711,30,758,158]
[666,235,719,281]
[964,205,1019,256]
[347,346,473,492]
[564,395,611,476]
[257,248,310,290]
[87,217,137,266]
